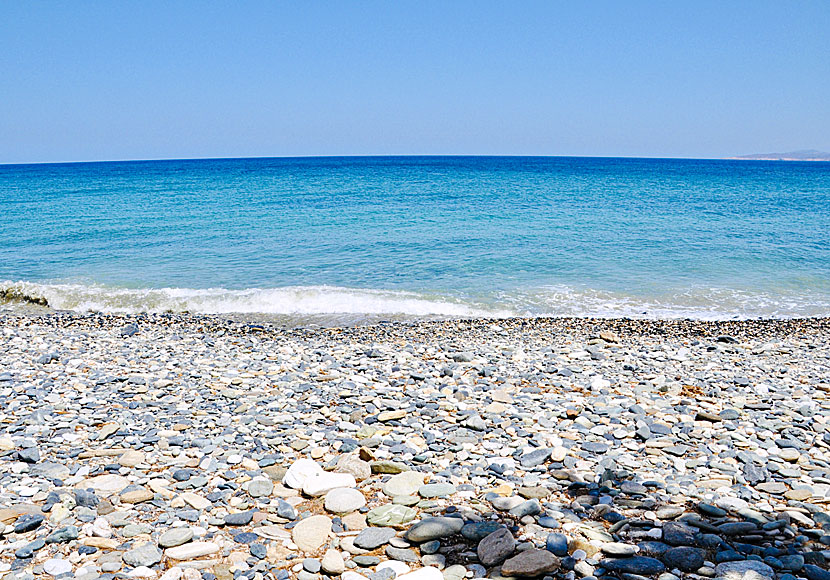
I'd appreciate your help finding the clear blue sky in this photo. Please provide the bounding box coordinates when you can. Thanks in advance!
[2,1,829,163]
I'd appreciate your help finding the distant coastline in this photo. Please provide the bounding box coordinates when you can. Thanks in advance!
[728,149,830,161]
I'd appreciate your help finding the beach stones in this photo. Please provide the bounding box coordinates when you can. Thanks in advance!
[3,313,830,580]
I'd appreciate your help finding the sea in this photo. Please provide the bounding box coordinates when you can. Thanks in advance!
[1,156,828,325]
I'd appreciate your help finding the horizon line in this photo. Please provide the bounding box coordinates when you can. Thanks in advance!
[1,152,810,167]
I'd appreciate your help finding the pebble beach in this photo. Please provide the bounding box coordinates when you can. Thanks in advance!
[2,313,830,580]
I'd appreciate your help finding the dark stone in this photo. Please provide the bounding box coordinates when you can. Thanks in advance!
[546,533,569,557]
[661,547,705,572]
[224,511,254,526]
[74,489,99,508]
[804,565,830,580]
[14,514,45,534]
[18,447,40,464]
[662,522,696,546]
[600,557,666,575]
[354,527,396,550]
[250,543,266,560]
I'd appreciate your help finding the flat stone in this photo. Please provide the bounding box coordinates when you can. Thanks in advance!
[118,450,145,467]
[354,527,396,550]
[248,479,274,498]
[378,410,407,422]
[224,511,254,526]
[165,542,220,560]
[292,515,332,553]
[404,517,464,542]
[367,504,417,527]
[159,528,194,548]
[123,542,163,568]
[501,549,560,577]
[78,474,130,495]
[418,483,456,498]
[43,559,72,577]
[121,487,154,504]
[600,557,667,575]
[321,549,345,575]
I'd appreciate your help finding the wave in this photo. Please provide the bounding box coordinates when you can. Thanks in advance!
[0,281,504,318]
[1,280,828,321]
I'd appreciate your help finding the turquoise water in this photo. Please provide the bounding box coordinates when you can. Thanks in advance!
[1,156,829,321]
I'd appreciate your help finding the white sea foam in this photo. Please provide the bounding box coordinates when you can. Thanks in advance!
[0,281,505,318]
[1,280,828,321]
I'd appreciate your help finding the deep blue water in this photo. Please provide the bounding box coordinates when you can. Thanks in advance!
[1,156,829,321]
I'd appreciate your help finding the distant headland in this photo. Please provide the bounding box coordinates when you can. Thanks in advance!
[729,149,830,161]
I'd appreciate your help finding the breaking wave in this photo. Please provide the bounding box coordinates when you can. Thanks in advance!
[0,281,505,318]
[1,280,828,321]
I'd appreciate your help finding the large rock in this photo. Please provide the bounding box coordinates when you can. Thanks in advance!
[501,549,560,577]
[283,459,324,490]
[324,488,366,514]
[292,515,332,553]
[382,471,426,498]
[404,517,464,542]
[477,528,516,566]
[661,547,704,572]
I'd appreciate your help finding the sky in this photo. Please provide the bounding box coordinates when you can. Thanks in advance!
[2,1,829,163]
